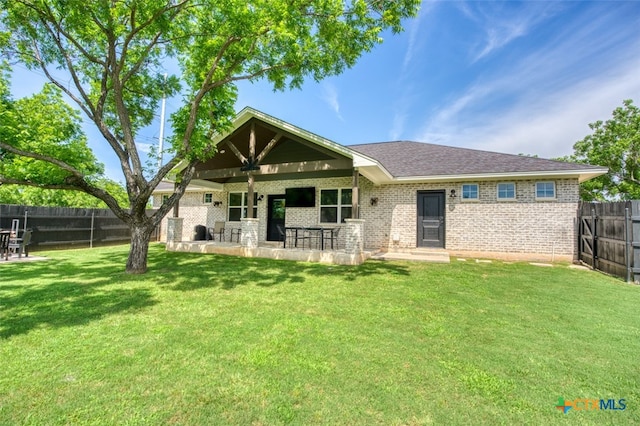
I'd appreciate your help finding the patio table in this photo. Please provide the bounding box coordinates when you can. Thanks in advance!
[284,226,338,250]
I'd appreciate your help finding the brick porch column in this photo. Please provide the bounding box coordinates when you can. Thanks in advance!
[166,217,183,243]
[241,218,259,249]
[345,219,365,256]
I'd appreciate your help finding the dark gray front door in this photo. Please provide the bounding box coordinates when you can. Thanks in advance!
[417,191,445,248]
[267,195,286,241]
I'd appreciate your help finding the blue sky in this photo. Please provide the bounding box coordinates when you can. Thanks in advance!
[10,1,640,182]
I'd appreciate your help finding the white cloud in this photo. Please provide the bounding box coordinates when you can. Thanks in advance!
[389,112,406,141]
[414,4,640,159]
[469,60,640,158]
[136,142,155,154]
[402,1,435,71]
[457,1,563,62]
[321,82,344,121]
[416,54,640,158]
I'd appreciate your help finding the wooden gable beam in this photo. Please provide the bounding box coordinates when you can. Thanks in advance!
[194,158,353,180]
[255,132,283,164]
[225,140,247,164]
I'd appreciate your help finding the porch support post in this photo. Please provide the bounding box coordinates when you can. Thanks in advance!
[345,218,365,258]
[241,218,259,249]
[352,168,360,219]
[166,217,183,243]
[247,122,256,219]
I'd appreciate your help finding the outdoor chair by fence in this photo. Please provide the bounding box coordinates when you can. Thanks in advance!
[8,229,32,259]
[0,231,10,261]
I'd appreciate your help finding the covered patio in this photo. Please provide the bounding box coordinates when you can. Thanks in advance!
[162,108,374,265]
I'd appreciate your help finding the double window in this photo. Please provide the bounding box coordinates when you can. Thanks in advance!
[228,192,258,221]
[535,182,556,199]
[497,183,516,200]
[320,189,352,223]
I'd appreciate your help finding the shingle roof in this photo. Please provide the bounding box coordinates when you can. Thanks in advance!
[349,141,603,178]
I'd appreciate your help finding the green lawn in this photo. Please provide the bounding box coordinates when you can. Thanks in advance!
[0,245,638,425]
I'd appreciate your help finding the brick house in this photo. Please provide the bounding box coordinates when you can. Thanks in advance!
[154,107,607,262]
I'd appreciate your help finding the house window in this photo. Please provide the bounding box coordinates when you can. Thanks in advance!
[497,183,516,200]
[162,194,170,203]
[203,193,213,204]
[228,192,258,221]
[536,182,556,199]
[461,184,479,200]
[320,189,352,223]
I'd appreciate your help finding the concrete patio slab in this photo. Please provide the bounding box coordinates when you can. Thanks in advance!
[370,249,451,263]
[167,241,373,265]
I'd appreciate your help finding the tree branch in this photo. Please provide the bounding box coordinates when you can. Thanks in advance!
[0,140,85,178]
[38,2,106,66]
[150,159,198,226]
[0,177,81,191]
[34,14,97,117]
[120,0,190,84]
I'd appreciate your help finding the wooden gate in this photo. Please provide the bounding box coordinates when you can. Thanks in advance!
[578,201,640,283]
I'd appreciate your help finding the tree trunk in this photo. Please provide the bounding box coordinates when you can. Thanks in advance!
[126,222,154,274]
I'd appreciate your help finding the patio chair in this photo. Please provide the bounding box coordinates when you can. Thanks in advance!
[10,219,19,236]
[230,227,242,243]
[211,221,226,241]
[324,227,341,250]
[8,229,32,259]
[276,224,290,248]
[297,228,320,250]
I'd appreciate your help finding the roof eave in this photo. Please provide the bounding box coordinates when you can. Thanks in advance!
[369,168,609,185]
[152,179,224,194]
[220,107,356,160]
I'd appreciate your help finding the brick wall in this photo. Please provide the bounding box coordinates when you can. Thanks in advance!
[155,176,580,256]
[359,178,579,255]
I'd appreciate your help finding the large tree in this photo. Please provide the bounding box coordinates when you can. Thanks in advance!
[568,99,640,201]
[0,0,420,273]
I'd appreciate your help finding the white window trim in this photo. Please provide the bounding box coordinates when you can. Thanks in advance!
[319,188,353,224]
[496,182,516,201]
[461,183,479,201]
[203,192,213,204]
[535,181,556,201]
[227,191,257,221]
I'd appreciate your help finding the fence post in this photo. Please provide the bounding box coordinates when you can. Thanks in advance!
[632,201,640,284]
[591,207,597,271]
[625,207,631,282]
[90,210,95,249]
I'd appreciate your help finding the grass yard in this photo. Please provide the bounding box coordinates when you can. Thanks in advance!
[0,244,639,425]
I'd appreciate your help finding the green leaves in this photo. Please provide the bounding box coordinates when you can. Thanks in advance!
[0,82,103,187]
[570,99,640,201]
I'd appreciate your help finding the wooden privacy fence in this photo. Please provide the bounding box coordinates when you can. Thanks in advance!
[0,204,159,251]
[578,201,640,283]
